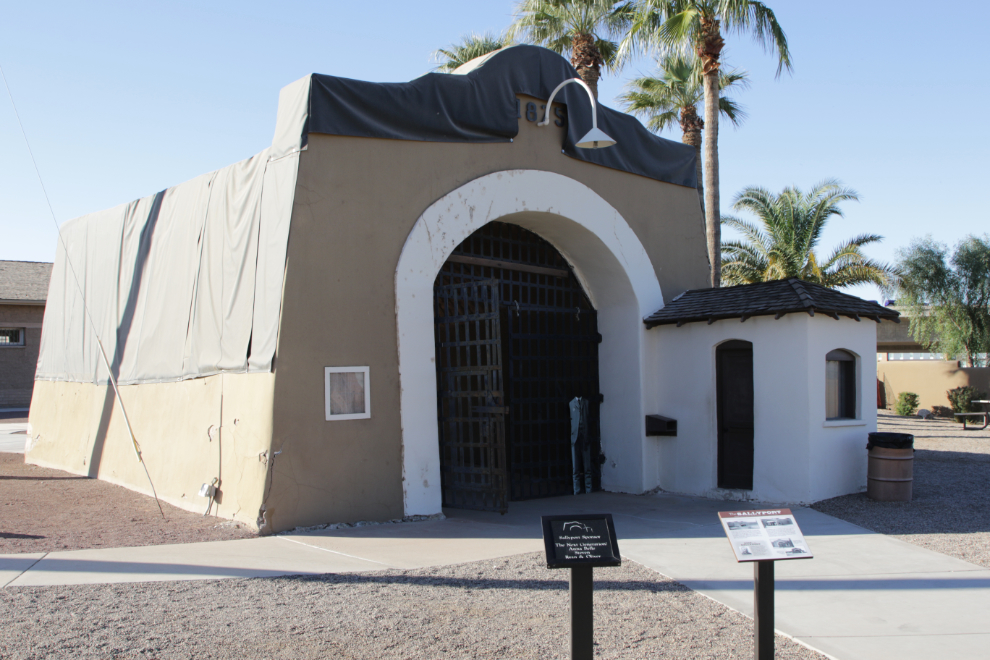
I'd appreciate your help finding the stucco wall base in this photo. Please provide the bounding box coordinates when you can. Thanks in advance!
[27,374,275,530]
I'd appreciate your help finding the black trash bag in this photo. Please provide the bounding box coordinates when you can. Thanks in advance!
[867,432,914,451]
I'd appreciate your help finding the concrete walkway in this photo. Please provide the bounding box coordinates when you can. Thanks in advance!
[3,491,989,660]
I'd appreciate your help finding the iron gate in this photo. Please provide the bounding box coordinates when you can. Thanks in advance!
[504,303,601,499]
[434,222,602,508]
[434,279,508,513]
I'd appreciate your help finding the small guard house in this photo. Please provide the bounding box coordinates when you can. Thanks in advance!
[27,46,898,533]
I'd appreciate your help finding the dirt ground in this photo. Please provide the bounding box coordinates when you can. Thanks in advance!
[0,453,255,554]
[813,410,990,568]
[0,552,827,660]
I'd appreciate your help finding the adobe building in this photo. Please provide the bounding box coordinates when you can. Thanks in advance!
[27,46,898,533]
[876,314,990,411]
[0,260,53,409]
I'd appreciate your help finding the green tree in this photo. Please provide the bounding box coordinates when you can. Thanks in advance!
[433,31,513,73]
[619,53,747,215]
[720,179,897,290]
[511,0,636,98]
[897,236,990,367]
[625,0,792,287]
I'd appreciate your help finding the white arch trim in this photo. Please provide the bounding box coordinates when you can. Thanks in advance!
[396,169,664,515]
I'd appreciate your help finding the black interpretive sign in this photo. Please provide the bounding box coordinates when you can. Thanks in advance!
[541,514,621,569]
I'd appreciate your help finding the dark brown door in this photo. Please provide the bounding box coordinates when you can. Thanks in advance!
[434,279,508,513]
[716,340,754,490]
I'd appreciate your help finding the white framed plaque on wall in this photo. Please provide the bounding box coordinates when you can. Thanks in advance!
[324,366,371,421]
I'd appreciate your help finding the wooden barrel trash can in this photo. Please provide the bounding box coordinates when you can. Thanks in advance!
[867,432,914,502]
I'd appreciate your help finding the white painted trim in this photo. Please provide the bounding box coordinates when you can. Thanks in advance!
[822,419,866,428]
[324,366,371,421]
[395,169,664,516]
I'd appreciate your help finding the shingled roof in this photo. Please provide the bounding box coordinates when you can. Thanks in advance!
[0,261,54,304]
[644,278,900,329]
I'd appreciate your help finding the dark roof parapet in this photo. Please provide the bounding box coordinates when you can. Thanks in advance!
[644,278,900,329]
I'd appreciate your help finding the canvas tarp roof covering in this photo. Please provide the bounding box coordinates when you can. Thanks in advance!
[36,78,308,385]
[37,45,695,385]
[303,45,697,188]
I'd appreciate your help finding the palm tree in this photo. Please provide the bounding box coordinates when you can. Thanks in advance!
[511,0,636,98]
[619,54,747,216]
[720,180,897,290]
[625,0,791,287]
[433,31,514,73]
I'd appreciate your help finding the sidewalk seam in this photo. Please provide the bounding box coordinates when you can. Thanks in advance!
[611,512,713,527]
[276,536,393,567]
[2,553,47,589]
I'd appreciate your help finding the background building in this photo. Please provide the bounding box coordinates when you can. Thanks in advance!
[0,260,52,409]
[877,311,990,411]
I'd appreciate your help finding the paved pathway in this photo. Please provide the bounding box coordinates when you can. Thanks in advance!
[3,491,989,660]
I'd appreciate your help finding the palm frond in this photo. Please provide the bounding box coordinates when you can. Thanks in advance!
[659,8,700,47]
[717,96,747,126]
[512,0,634,67]
[742,1,793,77]
[721,214,769,251]
[621,52,748,134]
[722,179,887,289]
[622,0,792,81]
[432,31,513,72]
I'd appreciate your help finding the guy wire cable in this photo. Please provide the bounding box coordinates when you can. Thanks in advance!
[1,61,165,518]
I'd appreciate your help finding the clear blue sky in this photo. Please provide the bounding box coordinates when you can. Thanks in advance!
[2,1,986,302]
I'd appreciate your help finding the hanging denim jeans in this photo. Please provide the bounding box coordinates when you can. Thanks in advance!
[569,396,593,494]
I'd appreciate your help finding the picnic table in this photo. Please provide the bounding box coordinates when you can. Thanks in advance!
[956,400,990,430]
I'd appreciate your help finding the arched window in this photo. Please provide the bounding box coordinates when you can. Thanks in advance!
[826,350,857,420]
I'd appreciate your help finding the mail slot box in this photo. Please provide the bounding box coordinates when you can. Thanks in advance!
[645,414,677,437]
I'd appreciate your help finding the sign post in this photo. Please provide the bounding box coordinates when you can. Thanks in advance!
[718,509,813,660]
[754,560,774,660]
[541,514,621,660]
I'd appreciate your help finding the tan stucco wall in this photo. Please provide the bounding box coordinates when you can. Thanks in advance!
[263,96,710,532]
[27,373,274,529]
[877,361,990,411]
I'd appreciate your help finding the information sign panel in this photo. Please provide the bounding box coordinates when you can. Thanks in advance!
[541,514,621,569]
[718,509,813,562]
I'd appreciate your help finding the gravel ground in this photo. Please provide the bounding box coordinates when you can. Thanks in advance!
[812,410,990,568]
[0,453,255,554]
[0,552,827,660]
[4,410,985,658]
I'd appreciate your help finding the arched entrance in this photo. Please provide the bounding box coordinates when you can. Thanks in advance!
[396,169,664,517]
[433,222,602,512]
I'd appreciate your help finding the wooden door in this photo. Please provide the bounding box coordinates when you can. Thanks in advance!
[434,279,508,513]
[716,340,754,490]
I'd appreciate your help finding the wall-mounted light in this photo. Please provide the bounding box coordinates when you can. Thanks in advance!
[537,78,616,149]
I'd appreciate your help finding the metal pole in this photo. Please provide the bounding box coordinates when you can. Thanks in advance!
[754,560,774,660]
[570,565,594,660]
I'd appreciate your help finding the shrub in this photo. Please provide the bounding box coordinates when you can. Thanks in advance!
[947,386,989,422]
[895,392,920,417]
[931,405,954,419]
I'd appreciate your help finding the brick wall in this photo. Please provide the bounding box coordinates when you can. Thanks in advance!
[0,304,45,408]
